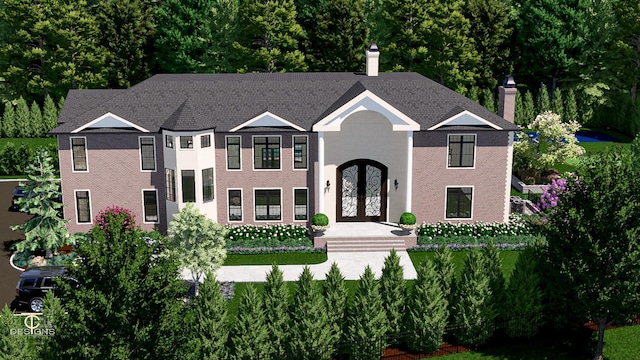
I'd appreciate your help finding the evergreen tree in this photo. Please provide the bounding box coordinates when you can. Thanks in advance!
[522,90,537,127]
[288,267,332,360]
[462,0,515,89]
[14,97,30,138]
[57,96,65,113]
[2,102,16,138]
[481,241,506,317]
[40,290,66,359]
[379,0,479,90]
[29,101,43,137]
[433,244,456,317]
[42,95,58,135]
[380,249,405,339]
[405,258,448,354]
[154,0,217,73]
[230,284,270,359]
[96,0,156,88]
[453,250,495,346]
[481,88,497,113]
[305,0,368,71]
[192,273,229,359]
[552,88,564,120]
[347,266,388,360]
[468,86,480,103]
[539,85,551,113]
[0,0,107,103]
[263,265,290,359]
[0,305,39,359]
[504,246,544,338]
[564,88,579,123]
[201,0,240,73]
[234,0,307,73]
[323,262,348,351]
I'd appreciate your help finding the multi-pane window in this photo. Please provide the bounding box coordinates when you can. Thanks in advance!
[254,136,280,169]
[143,190,158,223]
[180,136,194,149]
[165,169,176,201]
[228,190,242,221]
[255,189,281,220]
[446,187,473,219]
[165,135,173,148]
[202,168,214,202]
[293,136,307,169]
[226,136,241,170]
[75,190,91,223]
[71,137,88,171]
[201,134,211,148]
[139,137,156,171]
[182,170,195,202]
[294,188,308,220]
[448,134,476,167]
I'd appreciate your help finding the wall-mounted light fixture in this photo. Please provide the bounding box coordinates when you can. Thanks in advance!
[394,179,399,191]
[326,180,331,188]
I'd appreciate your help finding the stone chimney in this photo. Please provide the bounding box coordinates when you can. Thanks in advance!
[366,42,379,77]
[498,75,517,123]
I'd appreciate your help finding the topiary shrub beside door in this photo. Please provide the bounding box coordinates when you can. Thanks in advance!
[311,213,329,232]
[399,212,417,231]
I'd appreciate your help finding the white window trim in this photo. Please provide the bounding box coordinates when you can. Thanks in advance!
[179,136,195,150]
[292,187,308,222]
[253,187,283,222]
[201,134,212,148]
[292,135,309,171]
[139,136,157,172]
[227,188,243,223]
[444,185,474,220]
[74,189,93,225]
[70,136,89,173]
[446,133,477,170]
[225,135,242,171]
[252,135,282,171]
[141,188,160,224]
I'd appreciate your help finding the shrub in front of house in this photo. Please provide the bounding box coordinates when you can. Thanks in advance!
[224,224,322,253]
[411,235,536,252]
[399,212,417,225]
[417,214,533,238]
[312,213,329,227]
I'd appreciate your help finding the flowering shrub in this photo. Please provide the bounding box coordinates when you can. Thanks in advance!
[227,245,325,255]
[535,177,567,212]
[220,281,235,302]
[410,243,528,252]
[94,206,136,232]
[224,223,314,253]
[417,214,533,238]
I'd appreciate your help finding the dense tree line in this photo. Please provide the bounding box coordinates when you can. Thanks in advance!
[0,0,638,134]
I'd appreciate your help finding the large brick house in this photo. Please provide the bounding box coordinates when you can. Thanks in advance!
[51,47,519,235]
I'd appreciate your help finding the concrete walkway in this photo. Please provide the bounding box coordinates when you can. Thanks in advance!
[180,250,418,283]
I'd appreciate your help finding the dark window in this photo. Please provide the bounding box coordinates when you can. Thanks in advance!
[294,188,308,220]
[255,189,281,220]
[180,136,193,149]
[448,135,475,167]
[165,169,176,201]
[143,190,158,222]
[22,278,37,287]
[229,190,242,221]
[182,170,195,202]
[140,137,156,171]
[76,190,91,223]
[165,135,173,148]
[201,134,211,148]
[71,137,87,171]
[254,136,280,169]
[446,187,473,219]
[42,278,52,287]
[202,168,214,202]
[227,136,241,169]
[293,136,307,169]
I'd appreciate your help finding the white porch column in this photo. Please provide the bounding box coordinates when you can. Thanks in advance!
[318,131,325,213]
[405,131,413,212]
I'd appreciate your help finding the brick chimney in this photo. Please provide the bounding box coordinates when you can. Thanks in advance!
[366,42,379,77]
[498,75,517,123]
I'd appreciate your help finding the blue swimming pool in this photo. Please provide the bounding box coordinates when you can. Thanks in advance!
[519,131,621,143]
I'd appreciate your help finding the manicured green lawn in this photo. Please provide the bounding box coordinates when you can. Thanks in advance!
[408,250,520,280]
[0,137,57,149]
[223,252,327,266]
[602,325,640,360]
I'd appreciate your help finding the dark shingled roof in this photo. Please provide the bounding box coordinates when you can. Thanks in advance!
[51,72,520,134]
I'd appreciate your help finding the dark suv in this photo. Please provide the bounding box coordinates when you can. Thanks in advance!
[15,266,66,312]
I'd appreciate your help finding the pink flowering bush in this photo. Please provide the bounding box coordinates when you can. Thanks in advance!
[94,206,137,233]
[535,178,568,212]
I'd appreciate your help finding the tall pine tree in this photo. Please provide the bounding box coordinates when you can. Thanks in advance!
[191,273,229,359]
[564,88,579,123]
[29,101,43,137]
[380,249,406,340]
[433,244,456,317]
[2,102,16,138]
[263,265,290,359]
[42,95,58,135]
[14,97,30,138]
[504,246,544,338]
[323,262,348,351]
[481,241,506,317]
[230,284,271,359]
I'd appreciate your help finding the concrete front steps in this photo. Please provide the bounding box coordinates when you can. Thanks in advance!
[326,238,409,252]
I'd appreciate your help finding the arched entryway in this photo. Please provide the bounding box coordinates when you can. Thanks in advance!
[337,159,387,222]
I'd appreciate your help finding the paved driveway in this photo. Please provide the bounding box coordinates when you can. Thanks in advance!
[0,180,31,310]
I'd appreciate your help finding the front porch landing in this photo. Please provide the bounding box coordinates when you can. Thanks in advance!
[314,222,417,252]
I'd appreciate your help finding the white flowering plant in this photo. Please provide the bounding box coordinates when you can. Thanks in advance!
[224,223,315,253]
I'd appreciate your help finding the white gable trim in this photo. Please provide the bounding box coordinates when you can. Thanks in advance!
[313,90,420,132]
[71,112,150,133]
[427,110,502,131]
[230,111,305,132]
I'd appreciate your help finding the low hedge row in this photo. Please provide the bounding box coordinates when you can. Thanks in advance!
[224,223,316,253]
[411,235,538,252]
[417,214,534,238]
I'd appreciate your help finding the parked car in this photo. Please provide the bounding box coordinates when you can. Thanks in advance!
[10,186,63,213]
[15,266,71,312]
